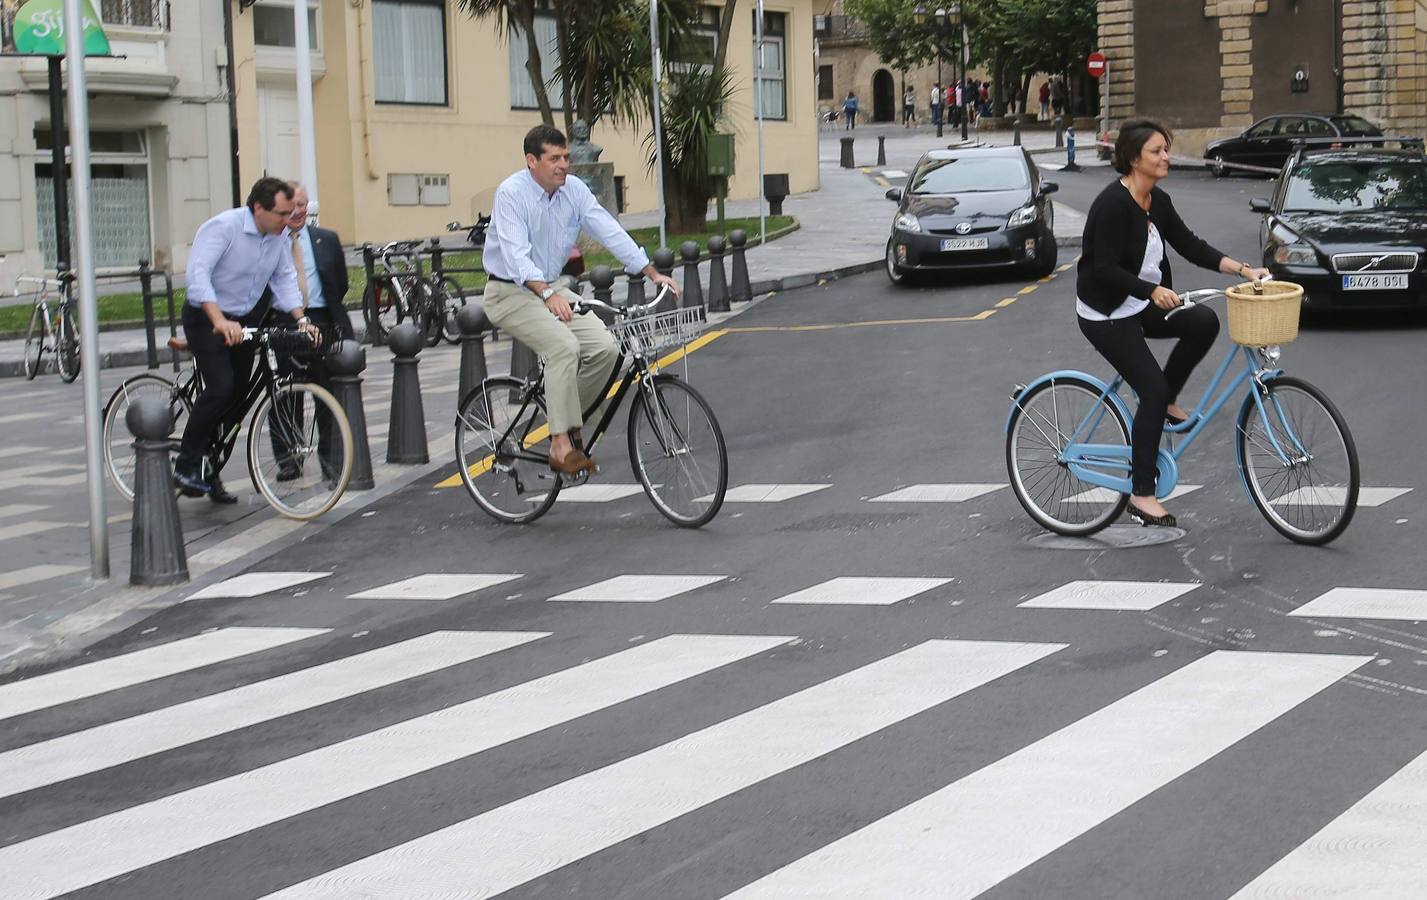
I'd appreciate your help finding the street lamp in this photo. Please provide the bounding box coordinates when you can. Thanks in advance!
[914,4,964,141]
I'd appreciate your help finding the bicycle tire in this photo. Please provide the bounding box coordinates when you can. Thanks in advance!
[362,281,403,340]
[57,304,80,383]
[627,375,727,527]
[103,374,191,500]
[455,376,561,524]
[1006,376,1131,536]
[23,303,45,380]
[246,382,353,520]
[1236,375,1359,545]
[439,277,466,344]
[408,278,441,347]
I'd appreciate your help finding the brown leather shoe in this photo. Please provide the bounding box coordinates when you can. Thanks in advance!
[548,449,597,475]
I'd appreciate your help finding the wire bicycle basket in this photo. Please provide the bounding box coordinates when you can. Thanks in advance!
[610,305,707,357]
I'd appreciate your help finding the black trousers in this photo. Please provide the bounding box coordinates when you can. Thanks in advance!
[1078,303,1220,496]
[177,303,267,472]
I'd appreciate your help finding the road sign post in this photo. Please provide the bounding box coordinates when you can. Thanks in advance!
[1088,51,1109,161]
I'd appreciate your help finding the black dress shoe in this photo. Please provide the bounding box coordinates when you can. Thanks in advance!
[173,467,211,497]
[208,476,239,504]
[1126,500,1177,528]
[1165,413,1187,426]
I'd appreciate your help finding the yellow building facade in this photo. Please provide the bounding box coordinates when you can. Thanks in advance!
[230,0,819,247]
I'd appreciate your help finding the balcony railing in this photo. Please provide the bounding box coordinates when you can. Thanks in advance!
[813,14,869,42]
[99,0,168,30]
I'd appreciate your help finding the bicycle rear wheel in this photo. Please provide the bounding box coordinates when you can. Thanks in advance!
[23,304,46,380]
[1237,376,1358,545]
[362,281,402,341]
[439,277,466,344]
[1006,377,1131,536]
[455,376,560,524]
[409,279,442,347]
[103,374,190,500]
[627,375,727,527]
[57,304,80,383]
[247,382,353,520]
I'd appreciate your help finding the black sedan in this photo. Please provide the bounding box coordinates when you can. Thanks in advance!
[1254,145,1427,311]
[884,146,1058,285]
[1204,113,1380,176]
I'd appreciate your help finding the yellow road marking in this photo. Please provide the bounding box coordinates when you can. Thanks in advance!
[1039,275,1053,283]
[435,329,729,488]
[1018,284,1038,295]
[725,313,990,333]
[860,167,872,173]
[995,297,1018,308]
[1057,263,1074,272]
[874,176,890,187]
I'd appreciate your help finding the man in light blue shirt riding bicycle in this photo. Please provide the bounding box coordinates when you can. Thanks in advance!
[482,124,680,475]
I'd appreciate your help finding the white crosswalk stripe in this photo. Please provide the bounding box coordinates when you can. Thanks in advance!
[1289,587,1427,621]
[264,639,1065,898]
[1019,579,1201,611]
[0,633,788,898]
[0,631,544,799]
[348,573,523,601]
[725,650,1370,899]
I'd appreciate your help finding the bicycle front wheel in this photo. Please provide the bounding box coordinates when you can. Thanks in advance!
[439,277,467,344]
[627,375,727,527]
[104,374,190,500]
[57,304,80,383]
[23,304,45,380]
[247,382,353,520]
[1237,376,1358,545]
[1006,377,1131,536]
[362,281,401,340]
[455,376,561,523]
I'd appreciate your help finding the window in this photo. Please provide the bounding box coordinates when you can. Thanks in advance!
[818,64,833,101]
[388,173,450,206]
[910,157,1029,194]
[99,0,164,29]
[1245,118,1280,138]
[668,5,719,73]
[752,10,786,120]
[34,128,151,269]
[254,3,319,50]
[507,13,566,109]
[373,0,448,106]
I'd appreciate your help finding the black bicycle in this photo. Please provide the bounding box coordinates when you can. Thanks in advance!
[102,326,354,520]
[454,286,728,527]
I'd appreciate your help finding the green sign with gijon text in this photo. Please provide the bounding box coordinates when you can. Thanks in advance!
[1,0,111,56]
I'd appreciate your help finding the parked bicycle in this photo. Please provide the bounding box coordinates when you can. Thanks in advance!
[455,285,728,527]
[360,239,429,343]
[18,272,79,382]
[447,214,490,248]
[1005,284,1359,545]
[102,326,354,520]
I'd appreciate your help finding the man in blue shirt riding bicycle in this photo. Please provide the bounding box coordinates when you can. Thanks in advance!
[482,125,680,475]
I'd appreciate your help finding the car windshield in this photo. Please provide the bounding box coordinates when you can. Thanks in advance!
[910,157,1028,194]
[1282,161,1427,212]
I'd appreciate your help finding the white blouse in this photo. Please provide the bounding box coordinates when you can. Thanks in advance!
[1077,222,1163,321]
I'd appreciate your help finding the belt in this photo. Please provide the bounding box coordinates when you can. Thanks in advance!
[488,275,516,284]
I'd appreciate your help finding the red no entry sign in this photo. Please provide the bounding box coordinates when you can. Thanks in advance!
[1087,52,1107,79]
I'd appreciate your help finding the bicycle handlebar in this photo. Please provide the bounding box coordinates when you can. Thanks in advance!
[1165,276,1272,319]
[572,283,676,319]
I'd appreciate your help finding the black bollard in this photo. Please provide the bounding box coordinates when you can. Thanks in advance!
[728,229,752,303]
[625,270,646,310]
[653,247,677,312]
[1054,115,1064,149]
[456,302,490,405]
[128,397,188,586]
[589,265,616,325]
[680,241,704,309]
[839,136,855,168]
[327,340,375,490]
[386,322,429,464]
[876,134,886,166]
[1013,117,1022,146]
[706,235,729,312]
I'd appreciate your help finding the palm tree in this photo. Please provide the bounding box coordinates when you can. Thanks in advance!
[454,0,556,126]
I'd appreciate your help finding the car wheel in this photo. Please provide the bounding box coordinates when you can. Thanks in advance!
[1033,234,1059,277]
[1208,152,1227,177]
[885,238,909,286]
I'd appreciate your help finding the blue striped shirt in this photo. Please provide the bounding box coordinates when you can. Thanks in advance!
[186,207,303,318]
[482,169,650,285]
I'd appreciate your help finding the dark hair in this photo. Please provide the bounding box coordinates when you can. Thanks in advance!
[524,125,567,159]
[246,177,293,212]
[1113,118,1173,175]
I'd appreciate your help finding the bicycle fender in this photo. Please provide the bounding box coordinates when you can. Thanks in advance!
[1005,370,1133,433]
[1231,370,1285,499]
[1154,450,1180,500]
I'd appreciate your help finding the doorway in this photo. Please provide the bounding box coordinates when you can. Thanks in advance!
[872,69,895,123]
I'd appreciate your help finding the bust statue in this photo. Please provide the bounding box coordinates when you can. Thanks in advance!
[568,119,603,164]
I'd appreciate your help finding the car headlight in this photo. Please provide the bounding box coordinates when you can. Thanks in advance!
[1272,244,1317,266]
[1007,205,1037,228]
[894,212,921,233]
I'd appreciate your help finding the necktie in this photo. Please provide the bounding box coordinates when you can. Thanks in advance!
[291,231,310,306]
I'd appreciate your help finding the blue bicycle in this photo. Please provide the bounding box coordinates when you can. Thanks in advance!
[1005,288,1359,545]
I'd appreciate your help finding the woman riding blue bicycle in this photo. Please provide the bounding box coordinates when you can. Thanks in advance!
[1077,118,1269,527]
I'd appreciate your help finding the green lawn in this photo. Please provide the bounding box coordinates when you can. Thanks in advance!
[0,216,795,336]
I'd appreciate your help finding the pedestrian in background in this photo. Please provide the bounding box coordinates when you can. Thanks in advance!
[1051,77,1067,117]
[902,86,917,127]
[1039,80,1051,120]
[930,82,943,127]
[842,91,859,130]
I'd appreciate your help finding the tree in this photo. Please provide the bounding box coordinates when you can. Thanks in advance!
[843,0,936,74]
[455,1,558,126]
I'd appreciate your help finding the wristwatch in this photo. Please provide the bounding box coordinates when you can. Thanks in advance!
[540,287,556,301]
[297,315,311,325]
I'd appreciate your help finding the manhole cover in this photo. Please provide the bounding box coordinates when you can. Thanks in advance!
[1027,525,1186,550]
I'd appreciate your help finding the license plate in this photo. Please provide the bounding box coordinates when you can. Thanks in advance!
[940,237,988,251]
[1342,273,1408,291]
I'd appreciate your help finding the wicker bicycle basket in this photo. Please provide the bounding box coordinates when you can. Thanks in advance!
[1225,280,1303,346]
[609,305,707,357]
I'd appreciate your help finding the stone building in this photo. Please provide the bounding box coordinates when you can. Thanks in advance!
[1096,0,1427,155]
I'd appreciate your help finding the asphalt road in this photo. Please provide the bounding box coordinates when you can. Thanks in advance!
[3,186,1427,897]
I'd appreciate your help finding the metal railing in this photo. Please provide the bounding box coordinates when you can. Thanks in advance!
[813,14,868,41]
[99,0,168,30]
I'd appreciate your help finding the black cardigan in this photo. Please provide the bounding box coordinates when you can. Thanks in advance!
[1075,180,1226,316]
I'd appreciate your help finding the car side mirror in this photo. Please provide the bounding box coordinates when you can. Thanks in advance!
[446,221,462,231]
[885,188,903,202]
[1039,181,1059,196]
[1249,198,1271,213]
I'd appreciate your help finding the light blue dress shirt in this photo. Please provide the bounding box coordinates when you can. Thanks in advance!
[186,206,303,317]
[482,169,651,285]
[294,226,325,309]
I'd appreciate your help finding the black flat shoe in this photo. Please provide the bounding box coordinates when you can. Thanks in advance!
[173,468,210,497]
[1165,411,1187,426]
[1126,501,1176,528]
[208,476,239,505]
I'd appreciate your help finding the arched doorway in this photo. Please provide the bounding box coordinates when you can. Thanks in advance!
[872,69,895,123]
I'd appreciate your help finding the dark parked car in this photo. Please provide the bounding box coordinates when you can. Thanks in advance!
[1204,113,1381,176]
[884,146,1058,285]
[1253,140,1427,311]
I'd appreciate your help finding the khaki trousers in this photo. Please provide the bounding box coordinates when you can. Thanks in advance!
[482,279,619,434]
